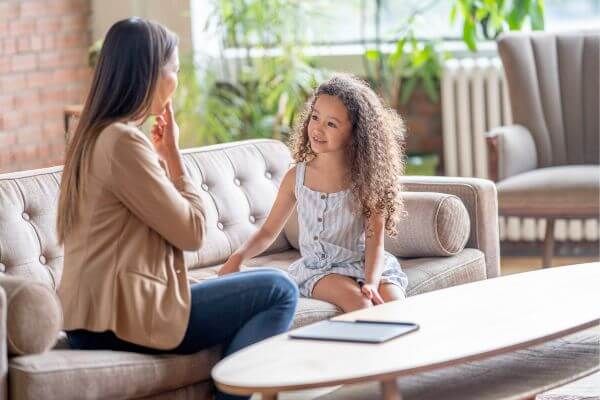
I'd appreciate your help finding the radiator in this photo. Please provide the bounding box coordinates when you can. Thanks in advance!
[441,57,599,243]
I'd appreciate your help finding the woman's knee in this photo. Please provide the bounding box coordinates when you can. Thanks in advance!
[267,269,299,302]
[249,268,299,303]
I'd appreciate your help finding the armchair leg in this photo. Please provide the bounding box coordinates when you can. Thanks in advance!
[542,219,555,268]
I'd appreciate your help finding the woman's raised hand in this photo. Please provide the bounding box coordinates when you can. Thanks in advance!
[151,100,180,161]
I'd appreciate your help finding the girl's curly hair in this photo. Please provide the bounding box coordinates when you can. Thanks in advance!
[290,73,406,236]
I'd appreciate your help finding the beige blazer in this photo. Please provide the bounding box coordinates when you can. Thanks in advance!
[58,122,206,349]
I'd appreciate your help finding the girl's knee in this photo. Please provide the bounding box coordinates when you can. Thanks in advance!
[341,295,372,313]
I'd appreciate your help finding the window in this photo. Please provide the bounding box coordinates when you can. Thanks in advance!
[300,0,600,46]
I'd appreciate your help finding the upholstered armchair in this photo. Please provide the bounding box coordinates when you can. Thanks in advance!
[486,31,600,267]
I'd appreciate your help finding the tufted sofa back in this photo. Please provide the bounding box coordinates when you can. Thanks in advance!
[0,139,293,290]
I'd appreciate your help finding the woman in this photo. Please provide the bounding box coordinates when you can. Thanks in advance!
[57,18,298,400]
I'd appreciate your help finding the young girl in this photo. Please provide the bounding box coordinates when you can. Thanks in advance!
[219,73,408,312]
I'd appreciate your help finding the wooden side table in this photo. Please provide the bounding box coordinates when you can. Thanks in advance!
[63,104,83,142]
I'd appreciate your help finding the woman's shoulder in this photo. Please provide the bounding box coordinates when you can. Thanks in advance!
[97,122,148,148]
[94,122,153,161]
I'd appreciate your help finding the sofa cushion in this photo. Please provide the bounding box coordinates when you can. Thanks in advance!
[401,248,487,296]
[386,193,471,257]
[284,192,471,257]
[0,275,61,355]
[0,167,64,289]
[8,348,219,400]
[497,165,600,217]
[190,247,486,305]
[180,140,293,270]
[187,252,341,329]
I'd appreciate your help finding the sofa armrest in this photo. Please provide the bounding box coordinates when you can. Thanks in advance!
[400,176,500,279]
[0,286,7,400]
[486,125,537,182]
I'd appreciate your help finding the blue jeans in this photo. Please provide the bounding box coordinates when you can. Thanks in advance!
[67,268,299,400]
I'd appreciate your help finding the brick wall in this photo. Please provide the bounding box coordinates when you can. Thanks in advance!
[0,0,91,173]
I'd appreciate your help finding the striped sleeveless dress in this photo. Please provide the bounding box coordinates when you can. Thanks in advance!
[287,162,408,297]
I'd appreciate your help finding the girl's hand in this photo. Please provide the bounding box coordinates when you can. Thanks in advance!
[151,101,180,161]
[218,254,243,276]
[361,283,384,305]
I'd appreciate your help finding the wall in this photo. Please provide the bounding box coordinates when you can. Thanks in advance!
[0,0,92,173]
[0,0,193,174]
[90,0,193,54]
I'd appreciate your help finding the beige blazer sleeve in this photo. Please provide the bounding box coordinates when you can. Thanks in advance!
[109,129,206,251]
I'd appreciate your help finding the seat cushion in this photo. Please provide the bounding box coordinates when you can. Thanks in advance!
[189,248,487,321]
[8,348,219,400]
[497,165,600,217]
[401,248,487,296]
[188,251,342,329]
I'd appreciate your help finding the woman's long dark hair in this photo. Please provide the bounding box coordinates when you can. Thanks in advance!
[57,18,178,243]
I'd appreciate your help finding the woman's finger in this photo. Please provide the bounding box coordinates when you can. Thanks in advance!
[165,100,175,126]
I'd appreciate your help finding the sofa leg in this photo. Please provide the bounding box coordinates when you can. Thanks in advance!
[542,219,555,268]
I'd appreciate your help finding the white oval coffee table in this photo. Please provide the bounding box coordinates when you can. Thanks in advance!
[212,263,600,400]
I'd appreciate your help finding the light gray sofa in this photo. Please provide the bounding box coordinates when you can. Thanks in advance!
[0,139,499,399]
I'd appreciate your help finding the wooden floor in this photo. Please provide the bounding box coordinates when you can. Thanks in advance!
[501,256,599,276]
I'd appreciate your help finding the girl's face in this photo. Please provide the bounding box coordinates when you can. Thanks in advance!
[150,46,180,115]
[308,94,352,154]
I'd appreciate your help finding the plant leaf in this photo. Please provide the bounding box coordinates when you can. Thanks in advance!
[400,77,418,105]
[463,19,477,52]
[529,0,545,30]
[507,0,530,30]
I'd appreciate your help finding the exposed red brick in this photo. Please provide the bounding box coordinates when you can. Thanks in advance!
[11,53,37,72]
[40,86,68,103]
[8,20,36,36]
[20,1,51,17]
[0,73,27,92]
[13,90,41,110]
[55,32,88,49]
[36,17,63,34]
[30,35,43,51]
[0,56,10,74]
[44,1,75,17]
[42,35,56,50]
[0,111,26,131]
[3,38,17,55]
[17,36,31,52]
[1,0,91,172]
[0,133,19,147]
[37,51,63,69]
[16,127,44,145]
[0,95,14,109]
[26,70,53,88]
[61,14,88,32]
[0,3,21,19]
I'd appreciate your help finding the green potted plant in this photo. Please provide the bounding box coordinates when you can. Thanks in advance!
[450,0,545,51]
